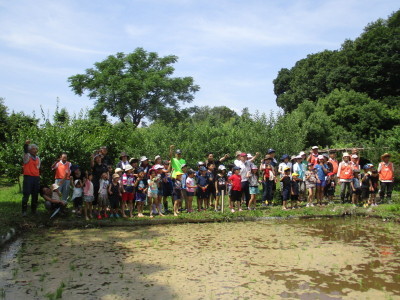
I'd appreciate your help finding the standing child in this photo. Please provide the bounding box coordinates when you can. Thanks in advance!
[207,163,216,208]
[71,179,83,216]
[305,163,318,207]
[83,173,94,220]
[121,165,135,218]
[108,173,122,218]
[361,164,372,206]
[369,168,379,206]
[326,172,336,204]
[134,168,148,217]
[147,169,164,217]
[247,166,259,210]
[228,166,242,212]
[314,155,328,206]
[197,166,209,211]
[185,170,197,213]
[280,167,291,210]
[290,173,301,209]
[215,165,227,211]
[98,172,110,219]
[351,169,361,206]
[172,172,183,216]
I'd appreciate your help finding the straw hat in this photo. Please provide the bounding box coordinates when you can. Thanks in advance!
[381,153,391,159]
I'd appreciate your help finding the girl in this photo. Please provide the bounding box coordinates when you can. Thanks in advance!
[98,172,110,219]
[185,170,196,213]
[260,156,275,206]
[207,163,216,208]
[228,166,242,212]
[305,163,318,207]
[215,165,227,211]
[172,172,183,216]
[108,173,122,218]
[291,173,301,209]
[121,164,135,218]
[83,173,94,220]
[134,168,148,217]
[247,166,259,210]
[71,179,83,216]
[147,169,164,217]
[351,169,361,206]
[280,167,291,210]
[326,172,336,204]
[314,155,328,206]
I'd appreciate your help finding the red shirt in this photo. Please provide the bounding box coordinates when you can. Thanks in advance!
[229,174,242,191]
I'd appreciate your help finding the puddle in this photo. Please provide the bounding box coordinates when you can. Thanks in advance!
[0,218,400,299]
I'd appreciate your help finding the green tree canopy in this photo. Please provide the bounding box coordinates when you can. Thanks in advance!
[68,48,200,126]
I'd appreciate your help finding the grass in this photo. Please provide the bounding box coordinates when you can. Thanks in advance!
[1,180,400,242]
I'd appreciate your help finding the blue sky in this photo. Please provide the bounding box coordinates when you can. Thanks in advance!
[0,0,398,119]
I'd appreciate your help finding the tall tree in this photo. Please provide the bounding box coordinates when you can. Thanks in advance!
[68,48,200,126]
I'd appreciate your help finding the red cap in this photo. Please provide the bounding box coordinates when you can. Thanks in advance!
[240,153,247,157]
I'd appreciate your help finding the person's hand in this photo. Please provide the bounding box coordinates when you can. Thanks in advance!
[255,152,260,156]
[224,154,230,158]
[170,145,175,150]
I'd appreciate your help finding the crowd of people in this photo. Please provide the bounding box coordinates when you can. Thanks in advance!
[21,140,395,218]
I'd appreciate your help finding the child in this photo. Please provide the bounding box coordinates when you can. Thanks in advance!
[108,173,122,218]
[121,164,135,218]
[291,173,301,209]
[378,153,394,203]
[185,170,197,213]
[215,165,227,211]
[71,179,83,216]
[361,164,372,206]
[228,166,242,212]
[172,172,183,216]
[305,163,318,207]
[326,172,336,204]
[197,166,209,211]
[369,168,379,206]
[260,156,275,206]
[98,172,110,219]
[134,168,148,217]
[181,164,188,211]
[351,169,361,206]
[83,173,94,220]
[280,167,291,210]
[247,166,259,210]
[147,169,164,217]
[207,163,216,208]
[314,155,328,206]
[161,160,173,213]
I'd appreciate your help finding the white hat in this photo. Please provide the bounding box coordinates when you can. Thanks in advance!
[247,153,253,158]
[296,155,303,159]
[351,154,358,159]
[140,156,148,162]
[318,155,324,160]
[312,146,319,150]
[51,183,59,191]
[125,164,133,171]
[299,151,306,156]
[74,179,80,186]
[115,168,123,173]
[218,165,226,170]
[154,164,164,169]
[291,155,296,160]
[154,155,161,160]
[342,152,350,157]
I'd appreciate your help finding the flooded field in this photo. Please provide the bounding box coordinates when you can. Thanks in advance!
[1,218,400,299]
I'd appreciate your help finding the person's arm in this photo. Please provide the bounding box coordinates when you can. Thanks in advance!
[23,140,31,164]
[337,163,342,177]
[169,145,174,160]
[377,162,382,173]
[51,159,59,170]
[219,154,230,162]
[249,152,260,162]
[43,194,66,206]
[108,183,113,195]
[350,180,355,191]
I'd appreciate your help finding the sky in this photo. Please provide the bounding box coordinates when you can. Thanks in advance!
[0,0,398,120]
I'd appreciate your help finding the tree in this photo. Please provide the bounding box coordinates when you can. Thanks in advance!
[68,48,200,126]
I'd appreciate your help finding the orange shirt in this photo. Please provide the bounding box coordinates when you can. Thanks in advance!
[23,156,40,177]
[54,161,71,179]
[339,162,352,180]
[329,158,338,174]
[379,162,394,182]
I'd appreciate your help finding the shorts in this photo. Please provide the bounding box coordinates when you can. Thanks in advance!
[353,188,362,196]
[148,191,158,199]
[73,197,83,208]
[231,190,242,202]
[282,189,290,201]
[327,188,335,196]
[109,196,120,209]
[162,188,172,197]
[306,184,316,189]
[173,193,182,201]
[249,186,259,195]
[135,193,146,202]
[98,194,109,207]
[187,191,194,197]
[291,194,299,201]
[122,192,134,202]
[197,188,209,199]
[84,195,94,203]
[361,188,369,199]
[316,180,326,187]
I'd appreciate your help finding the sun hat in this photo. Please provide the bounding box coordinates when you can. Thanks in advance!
[267,148,275,154]
[240,152,247,157]
[291,155,297,160]
[197,161,205,166]
[342,152,350,157]
[114,168,123,173]
[299,151,306,156]
[247,153,253,158]
[381,153,391,159]
[154,155,161,160]
[137,167,145,173]
[251,165,258,170]
[292,172,299,177]
[119,152,129,159]
[281,154,289,160]
[129,158,138,164]
[295,155,303,159]
[124,164,133,171]
[363,164,372,170]
[235,151,242,156]
[140,156,148,162]
[284,167,291,171]
[154,164,164,169]
[199,166,207,171]
[181,163,187,168]
[351,154,358,159]
[176,149,182,154]
[112,173,120,179]
[74,179,80,185]
[175,171,184,176]
[218,165,226,170]
[318,155,324,160]
[311,146,319,150]
[51,183,59,191]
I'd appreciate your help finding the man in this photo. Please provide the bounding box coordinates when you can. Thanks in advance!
[169,145,187,178]
[51,153,72,202]
[99,146,113,167]
[378,153,394,202]
[22,140,41,216]
[206,152,229,171]
[234,152,259,207]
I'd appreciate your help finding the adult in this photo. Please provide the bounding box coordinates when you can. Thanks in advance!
[116,152,130,170]
[350,154,360,170]
[40,185,67,214]
[169,145,187,178]
[351,148,370,169]
[234,152,259,206]
[260,155,275,205]
[51,153,72,202]
[337,152,352,203]
[206,152,229,171]
[378,153,395,202]
[22,140,41,216]
[99,146,113,167]
[91,153,108,206]
[328,151,339,176]
[307,146,319,165]
[267,149,278,168]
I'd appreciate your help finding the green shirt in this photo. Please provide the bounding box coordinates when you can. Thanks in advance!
[171,157,186,178]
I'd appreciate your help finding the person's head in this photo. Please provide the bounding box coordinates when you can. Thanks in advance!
[73,168,81,178]
[112,173,120,182]
[342,152,350,162]
[101,172,108,180]
[235,151,242,159]
[28,144,39,156]
[208,163,215,171]
[281,154,289,163]
[207,152,214,162]
[87,172,93,181]
[233,166,240,174]
[284,167,290,175]
[60,153,68,163]
[292,173,299,180]
[197,161,205,169]
[74,179,82,188]
[108,165,113,174]
[140,156,149,166]
[129,158,139,167]
[240,152,247,162]
[351,154,358,162]
[318,155,325,164]
[218,165,226,174]
[181,164,188,173]
[363,164,372,172]
[267,148,276,158]
[188,170,195,178]
[353,169,360,177]
[351,148,358,155]
[51,183,60,193]
[137,168,145,178]
[311,146,319,154]
[40,185,51,197]
[175,171,183,180]
[163,160,170,169]
[155,164,164,174]
[371,169,378,176]
[299,151,306,160]
[381,153,391,163]
[251,166,258,173]
[199,166,207,174]
[175,149,183,159]
[120,152,129,162]
[125,164,133,174]
[264,155,272,165]
[154,155,162,165]
[308,163,313,170]
[100,146,108,155]
[149,169,157,178]
[296,155,302,163]
[94,154,102,164]
[329,151,336,159]
[327,172,335,179]
[115,168,123,175]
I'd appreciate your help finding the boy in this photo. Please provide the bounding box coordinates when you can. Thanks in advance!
[172,172,183,216]
[326,172,336,204]
[280,167,291,210]
[378,153,394,203]
[228,166,242,212]
[291,173,301,209]
[197,166,209,211]
[351,169,361,206]
[134,168,148,217]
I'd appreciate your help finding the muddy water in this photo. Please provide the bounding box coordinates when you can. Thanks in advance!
[1,218,400,300]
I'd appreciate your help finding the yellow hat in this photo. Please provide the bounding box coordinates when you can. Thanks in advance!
[292,173,299,177]
[175,171,184,176]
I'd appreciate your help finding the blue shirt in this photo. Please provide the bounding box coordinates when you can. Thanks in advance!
[314,164,328,181]
[197,174,209,187]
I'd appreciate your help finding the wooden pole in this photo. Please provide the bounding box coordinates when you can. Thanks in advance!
[221,190,224,213]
